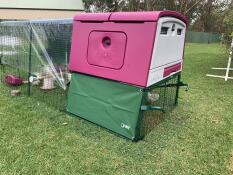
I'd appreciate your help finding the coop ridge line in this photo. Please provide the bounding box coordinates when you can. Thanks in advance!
[74,11,188,24]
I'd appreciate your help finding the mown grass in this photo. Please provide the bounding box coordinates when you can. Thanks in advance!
[0,43,233,175]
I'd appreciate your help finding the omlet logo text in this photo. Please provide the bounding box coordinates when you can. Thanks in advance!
[121,123,131,130]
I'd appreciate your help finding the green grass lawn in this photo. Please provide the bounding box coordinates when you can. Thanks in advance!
[0,43,233,175]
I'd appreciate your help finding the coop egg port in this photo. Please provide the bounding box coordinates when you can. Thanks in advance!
[67,11,188,141]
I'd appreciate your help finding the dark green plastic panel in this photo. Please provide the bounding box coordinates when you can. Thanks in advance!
[67,73,143,140]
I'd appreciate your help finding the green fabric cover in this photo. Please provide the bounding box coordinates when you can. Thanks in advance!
[67,73,144,140]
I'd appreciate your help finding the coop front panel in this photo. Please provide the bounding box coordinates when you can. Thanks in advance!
[147,17,186,86]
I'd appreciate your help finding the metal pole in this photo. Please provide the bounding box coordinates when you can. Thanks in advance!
[28,25,33,96]
[175,73,181,106]
[225,53,232,81]
[224,39,233,81]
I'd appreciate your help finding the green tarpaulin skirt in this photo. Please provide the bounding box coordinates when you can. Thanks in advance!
[67,73,180,140]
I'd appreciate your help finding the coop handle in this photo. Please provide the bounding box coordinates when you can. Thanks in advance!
[141,105,165,113]
[163,63,182,77]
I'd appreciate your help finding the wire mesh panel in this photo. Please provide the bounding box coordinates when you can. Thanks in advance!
[150,74,179,111]
[0,23,31,97]
[0,19,72,110]
[142,74,180,136]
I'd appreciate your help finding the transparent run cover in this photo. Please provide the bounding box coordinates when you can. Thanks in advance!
[0,19,72,90]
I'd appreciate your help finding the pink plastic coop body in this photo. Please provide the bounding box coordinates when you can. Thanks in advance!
[69,11,187,87]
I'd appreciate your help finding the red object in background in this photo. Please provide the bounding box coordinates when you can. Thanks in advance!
[5,74,23,86]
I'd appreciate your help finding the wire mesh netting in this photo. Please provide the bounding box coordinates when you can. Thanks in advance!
[0,19,72,110]
[142,74,180,136]
[150,74,179,111]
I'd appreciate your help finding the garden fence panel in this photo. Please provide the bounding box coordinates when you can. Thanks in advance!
[186,31,220,43]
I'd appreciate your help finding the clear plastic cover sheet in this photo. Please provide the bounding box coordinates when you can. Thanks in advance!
[0,19,73,90]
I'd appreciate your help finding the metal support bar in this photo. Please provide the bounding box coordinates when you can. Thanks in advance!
[0,50,5,73]
[206,48,232,81]
[28,26,33,96]
[175,74,181,105]
[156,81,189,89]
[141,105,165,113]
[0,57,2,78]
[211,67,233,70]
[225,52,232,81]
[206,74,233,79]
[178,82,189,91]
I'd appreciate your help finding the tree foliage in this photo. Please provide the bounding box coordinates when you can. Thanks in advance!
[223,2,233,44]
[190,0,231,33]
[83,0,233,35]
[83,0,202,22]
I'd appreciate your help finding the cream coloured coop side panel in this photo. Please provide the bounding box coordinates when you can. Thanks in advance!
[150,17,186,70]
[147,17,186,87]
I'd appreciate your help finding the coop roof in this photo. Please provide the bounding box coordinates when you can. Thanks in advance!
[74,11,187,24]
